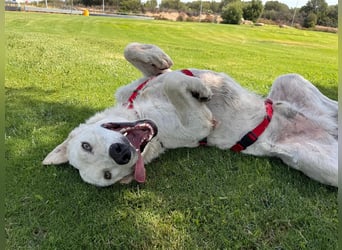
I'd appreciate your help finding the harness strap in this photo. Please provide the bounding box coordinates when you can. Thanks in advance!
[230,99,273,152]
[127,78,152,109]
[198,137,208,146]
[181,69,194,77]
[127,69,195,109]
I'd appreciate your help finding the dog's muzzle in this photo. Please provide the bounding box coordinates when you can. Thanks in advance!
[101,120,158,183]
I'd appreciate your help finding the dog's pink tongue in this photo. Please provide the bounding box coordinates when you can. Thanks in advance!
[134,151,146,183]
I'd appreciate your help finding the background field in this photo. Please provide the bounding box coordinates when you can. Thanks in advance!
[5,12,338,249]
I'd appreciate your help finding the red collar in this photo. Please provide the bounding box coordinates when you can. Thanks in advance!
[230,99,273,152]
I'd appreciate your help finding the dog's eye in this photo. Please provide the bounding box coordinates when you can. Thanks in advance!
[81,142,92,152]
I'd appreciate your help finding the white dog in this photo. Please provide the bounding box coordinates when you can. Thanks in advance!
[43,43,338,187]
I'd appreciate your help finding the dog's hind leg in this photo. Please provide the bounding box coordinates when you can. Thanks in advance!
[124,43,173,77]
[268,74,337,117]
[268,74,338,138]
[261,140,338,187]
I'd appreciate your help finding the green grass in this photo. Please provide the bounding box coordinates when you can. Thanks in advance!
[5,12,338,249]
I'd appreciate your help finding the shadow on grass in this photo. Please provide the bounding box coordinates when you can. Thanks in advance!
[314,83,338,101]
[5,85,99,183]
[6,86,98,129]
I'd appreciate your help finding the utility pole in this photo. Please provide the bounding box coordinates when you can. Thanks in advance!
[199,0,202,22]
[291,0,298,26]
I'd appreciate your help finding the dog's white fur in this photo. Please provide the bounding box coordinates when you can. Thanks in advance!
[43,43,338,187]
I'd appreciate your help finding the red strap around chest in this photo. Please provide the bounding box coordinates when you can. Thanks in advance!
[230,99,273,152]
[127,78,151,109]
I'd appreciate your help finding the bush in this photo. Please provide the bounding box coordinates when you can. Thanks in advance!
[303,12,317,28]
[201,14,216,23]
[221,1,243,24]
[242,0,263,23]
[176,13,187,21]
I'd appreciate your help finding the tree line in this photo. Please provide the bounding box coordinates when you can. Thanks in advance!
[221,0,337,27]
[72,0,338,28]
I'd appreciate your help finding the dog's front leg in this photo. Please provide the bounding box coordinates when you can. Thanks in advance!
[162,72,215,146]
[163,71,212,106]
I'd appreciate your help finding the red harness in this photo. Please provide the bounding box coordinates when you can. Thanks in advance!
[126,69,273,151]
[230,99,273,152]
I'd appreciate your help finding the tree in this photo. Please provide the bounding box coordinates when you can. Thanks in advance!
[209,1,221,13]
[81,0,102,6]
[300,0,328,26]
[219,0,236,12]
[262,1,291,23]
[303,12,317,27]
[186,1,211,15]
[160,0,186,10]
[119,0,141,12]
[264,0,288,12]
[221,1,243,24]
[242,0,263,22]
[144,0,158,12]
[323,4,338,27]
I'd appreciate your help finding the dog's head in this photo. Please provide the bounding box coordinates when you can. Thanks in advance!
[42,119,158,187]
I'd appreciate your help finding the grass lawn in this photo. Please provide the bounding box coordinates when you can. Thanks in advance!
[5,11,338,249]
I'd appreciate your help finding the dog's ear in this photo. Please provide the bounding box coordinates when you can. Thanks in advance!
[42,139,69,165]
[43,125,84,165]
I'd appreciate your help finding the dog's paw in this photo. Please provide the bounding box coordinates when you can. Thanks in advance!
[124,43,173,76]
[147,49,173,72]
[191,91,211,102]
[187,80,212,102]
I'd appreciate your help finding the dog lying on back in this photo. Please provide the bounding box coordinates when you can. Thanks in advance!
[43,43,338,187]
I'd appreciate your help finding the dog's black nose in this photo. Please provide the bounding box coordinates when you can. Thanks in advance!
[109,143,131,165]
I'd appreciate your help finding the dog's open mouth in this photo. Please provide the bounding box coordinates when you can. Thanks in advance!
[101,120,158,183]
[101,120,158,151]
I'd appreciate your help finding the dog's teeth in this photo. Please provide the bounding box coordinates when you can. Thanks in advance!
[124,132,128,136]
